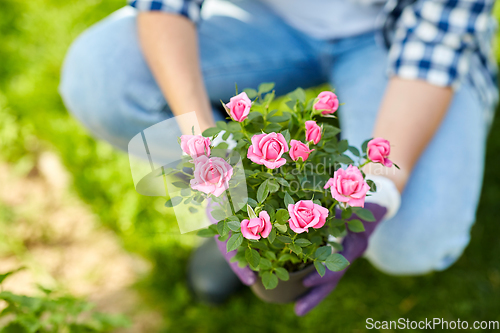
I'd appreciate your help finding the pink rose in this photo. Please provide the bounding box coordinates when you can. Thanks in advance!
[226,92,252,122]
[180,135,211,158]
[240,211,272,240]
[287,200,329,234]
[313,91,339,115]
[367,138,393,167]
[324,165,370,207]
[305,120,322,145]
[190,155,233,197]
[247,132,289,169]
[289,140,314,162]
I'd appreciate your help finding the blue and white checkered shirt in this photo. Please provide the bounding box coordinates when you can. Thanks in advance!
[129,0,498,119]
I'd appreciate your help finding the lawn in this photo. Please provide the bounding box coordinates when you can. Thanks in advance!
[1,0,500,332]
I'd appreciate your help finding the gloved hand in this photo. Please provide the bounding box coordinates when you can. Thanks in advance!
[206,199,256,286]
[294,202,388,316]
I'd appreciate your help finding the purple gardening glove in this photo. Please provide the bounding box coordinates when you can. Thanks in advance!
[294,202,388,316]
[206,200,256,286]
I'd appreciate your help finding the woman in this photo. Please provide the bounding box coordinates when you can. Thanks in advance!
[59,0,497,315]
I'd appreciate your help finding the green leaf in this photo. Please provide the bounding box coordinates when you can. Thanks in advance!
[2,322,29,333]
[247,198,258,207]
[336,155,354,164]
[0,268,24,285]
[347,219,365,232]
[247,204,257,219]
[289,243,302,255]
[243,88,258,99]
[217,221,229,236]
[218,233,229,242]
[226,233,243,252]
[275,177,290,187]
[315,246,332,261]
[250,241,268,251]
[264,204,276,222]
[267,109,278,118]
[197,228,217,238]
[329,218,345,227]
[294,239,312,247]
[341,207,352,220]
[267,179,280,193]
[257,181,270,203]
[202,127,221,137]
[337,140,349,153]
[216,121,228,130]
[165,196,183,207]
[348,146,360,157]
[361,138,372,153]
[277,235,292,243]
[325,253,350,272]
[247,112,263,121]
[352,207,376,222]
[281,129,291,143]
[227,220,241,232]
[284,192,294,207]
[259,258,273,270]
[274,267,290,281]
[268,114,291,123]
[215,142,229,150]
[366,179,377,192]
[268,227,276,243]
[265,251,277,260]
[314,261,326,277]
[275,223,287,233]
[322,124,341,139]
[278,253,295,262]
[258,82,275,94]
[275,209,290,224]
[211,209,227,221]
[288,87,306,103]
[264,123,282,133]
[245,248,260,269]
[227,121,241,132]
[172,181,189,189]
[256,172,273,179]
[262,271,279,290]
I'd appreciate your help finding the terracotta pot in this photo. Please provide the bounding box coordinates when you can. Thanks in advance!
[250,264,316,303]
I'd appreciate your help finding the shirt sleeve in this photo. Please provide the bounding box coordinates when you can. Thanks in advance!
[387,0,494,89]
[128,0,204,23]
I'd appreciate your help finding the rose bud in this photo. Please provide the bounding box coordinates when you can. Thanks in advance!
[240,211,272,240]
[287,200,329,234]
[367,138,393,167]
[226,92,252,122]
[190,156,233,197]
[313,91,339,115]
[247,132,289,169]
[305,120,322,145]
[289,140,314,162]
[180,135,211,158]
[324,165,370,207]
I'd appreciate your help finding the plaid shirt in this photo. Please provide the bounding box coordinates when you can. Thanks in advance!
[129,0,498,118]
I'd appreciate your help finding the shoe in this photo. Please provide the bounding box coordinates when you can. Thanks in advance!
[187,237,243,304]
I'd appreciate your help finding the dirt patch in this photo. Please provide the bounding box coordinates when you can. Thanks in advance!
[0,152,162,332]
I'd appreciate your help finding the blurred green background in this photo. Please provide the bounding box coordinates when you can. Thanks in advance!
[1,1,500,332]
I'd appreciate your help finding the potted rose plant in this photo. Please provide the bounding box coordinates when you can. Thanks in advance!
[165,83,394,303]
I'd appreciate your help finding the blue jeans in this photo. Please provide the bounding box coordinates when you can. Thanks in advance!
[59,1,490,275]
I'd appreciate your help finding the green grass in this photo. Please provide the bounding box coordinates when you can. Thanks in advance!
[1,1,500,332]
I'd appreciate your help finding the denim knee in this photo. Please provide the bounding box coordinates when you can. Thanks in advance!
[364,218,472,276]
[59,7,167,151]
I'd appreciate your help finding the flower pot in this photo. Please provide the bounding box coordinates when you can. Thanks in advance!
[250,264,316,303]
